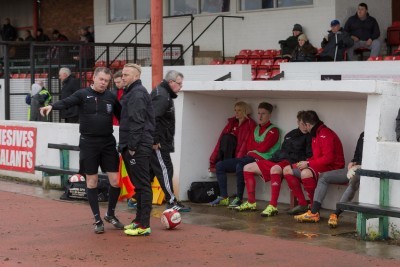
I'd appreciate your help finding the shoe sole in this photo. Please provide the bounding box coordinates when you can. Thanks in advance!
[124,231,151,236]
[260,210,278,217]
[328,223,337,228]
[235,208,257,212]
[295,218,319,223]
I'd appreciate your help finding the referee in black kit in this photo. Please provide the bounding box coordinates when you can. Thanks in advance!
[40,67,124,234]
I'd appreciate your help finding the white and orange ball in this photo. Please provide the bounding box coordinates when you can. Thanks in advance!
[68,174,85,183]
[160,208,182,229]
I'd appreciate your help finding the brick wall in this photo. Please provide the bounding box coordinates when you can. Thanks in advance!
[40,0,94,42]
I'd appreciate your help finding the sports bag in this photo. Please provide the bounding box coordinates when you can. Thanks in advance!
[187,181,220,203]
[60,174,109,202]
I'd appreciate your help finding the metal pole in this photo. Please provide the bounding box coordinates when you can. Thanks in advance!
[151,0,163,89]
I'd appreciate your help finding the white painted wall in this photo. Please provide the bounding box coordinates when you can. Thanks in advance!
[93,0,391,65]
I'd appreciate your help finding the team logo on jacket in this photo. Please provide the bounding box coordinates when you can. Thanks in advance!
[106,104,112,114]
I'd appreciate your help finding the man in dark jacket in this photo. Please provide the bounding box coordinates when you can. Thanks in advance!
[344,2,381,60]
[119,63,155,237]
[279,23,303,59]
[295,132,364,228]
[1,18,17,41]
[320,19,354,61]
[58,67,80,123]
[40,67,123,234]
[150,70,190,212]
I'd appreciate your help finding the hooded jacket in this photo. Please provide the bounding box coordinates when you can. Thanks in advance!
[291,42,318,62]
[209,115,256,168]
[320,27,354,61]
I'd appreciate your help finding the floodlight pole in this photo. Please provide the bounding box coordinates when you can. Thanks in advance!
[151,0,163,89]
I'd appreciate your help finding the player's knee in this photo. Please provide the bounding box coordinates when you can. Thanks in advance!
[270,165,282,175]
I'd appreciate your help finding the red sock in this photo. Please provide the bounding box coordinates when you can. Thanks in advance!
[284,174,307,206]
[244,171,256,203]
[302,177,317,204]
[269,174,281,207]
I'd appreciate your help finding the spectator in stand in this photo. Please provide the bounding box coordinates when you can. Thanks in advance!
[238,111,312,215]
[52,29,68,41]
[209,101,256,173]
[36,28,50,42]
[26,81,52,121]
[319,19,354,61]
[279,23,303,59]
[58,67,80,123]
[22,30,35,42]
[344,3,381,60]
[283,110,345,215]
[295,132,364,228]
[78,26,94,43]
[112,70,124,126]
[210,102,280,209]
[291,34,318,62]
[1,17,17,41]
[87,25,95,41]
[73,35,94,69]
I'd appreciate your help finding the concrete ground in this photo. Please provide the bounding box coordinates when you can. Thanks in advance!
[1,178,400,266]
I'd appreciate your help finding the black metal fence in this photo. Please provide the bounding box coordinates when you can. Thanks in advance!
[0,41,183,121]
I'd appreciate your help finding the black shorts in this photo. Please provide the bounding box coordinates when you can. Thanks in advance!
[79,135,119,175]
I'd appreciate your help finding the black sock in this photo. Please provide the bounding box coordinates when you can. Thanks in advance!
[87,188,101,222]
[311,201,321,214]
[107,186,121,217]
[335,209,343,217]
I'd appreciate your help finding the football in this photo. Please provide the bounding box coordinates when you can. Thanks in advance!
[160,208,182,229]
[68,174,85,183]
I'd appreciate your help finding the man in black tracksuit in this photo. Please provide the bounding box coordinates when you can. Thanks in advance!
[119,63,155,236]
[150,70,190,212]
[40,67,124,234]
[58,67,81,123]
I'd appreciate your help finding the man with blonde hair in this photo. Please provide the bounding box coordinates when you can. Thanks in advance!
[119,63,155,236]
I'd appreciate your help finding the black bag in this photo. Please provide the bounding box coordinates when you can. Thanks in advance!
[187,181,220,203]
[60,175,109,202]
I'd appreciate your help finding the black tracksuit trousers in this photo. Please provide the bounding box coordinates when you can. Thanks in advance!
[150,148,176,204]
[122,144,153,228]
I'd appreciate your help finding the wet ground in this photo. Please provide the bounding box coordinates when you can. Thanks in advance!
[1,178,400,266]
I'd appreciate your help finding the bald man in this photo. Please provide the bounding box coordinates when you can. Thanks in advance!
[119,64,155,236]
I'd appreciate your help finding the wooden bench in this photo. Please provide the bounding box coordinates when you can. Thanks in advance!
[336,169,400,240]
[35,143,107,189]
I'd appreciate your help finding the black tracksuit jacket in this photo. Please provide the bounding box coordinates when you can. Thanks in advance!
[51,87,121,136]
[150,80,177,152]
[119,79,155,151]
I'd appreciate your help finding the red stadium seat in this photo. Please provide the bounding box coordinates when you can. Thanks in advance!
[272,58,288,69]
[262,49,278,59]
[260,59,274,69]
[367,56,383,61]
[19,73,27,79]
[248,58,261,67]
[255,69,271,80]
[110,60,122,69]
[85,71,94,79]
[383,55,400,60]
[270,69,281,79]
[39,73,48,78]
[234,58,248,64]
[251,69,257,80]
[248,49,264,59]
[223,59,235,64]
[235,49,252,59]
[11,73,20,79]
[210,59,223,65]
[95,60,106,67]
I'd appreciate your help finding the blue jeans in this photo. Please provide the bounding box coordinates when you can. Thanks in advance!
[215,156,255,200]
